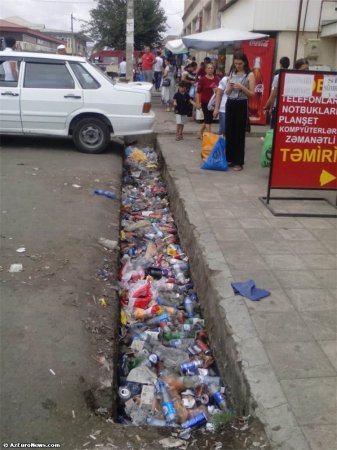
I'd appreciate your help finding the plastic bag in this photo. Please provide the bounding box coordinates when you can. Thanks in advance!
[260,129,274,168]
[189,84,196,98]
[207,93,216,111]
[201,132,220,162]
[130,148,147,161]
[201,137,228,171]
[195,107,204,122]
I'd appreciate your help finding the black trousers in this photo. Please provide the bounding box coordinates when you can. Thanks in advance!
[225,99,248,166]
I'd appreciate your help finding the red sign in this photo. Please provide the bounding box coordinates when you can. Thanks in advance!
[270,70,337,190]
[241,38,275,125]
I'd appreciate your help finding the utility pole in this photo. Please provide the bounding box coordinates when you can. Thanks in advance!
[126,0,134,81]
[294,0,303,65]
[71,13,75,55]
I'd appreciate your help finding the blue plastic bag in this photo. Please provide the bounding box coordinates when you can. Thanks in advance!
[201,137,228,171]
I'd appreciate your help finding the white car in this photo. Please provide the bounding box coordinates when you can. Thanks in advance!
[0,51,155,153]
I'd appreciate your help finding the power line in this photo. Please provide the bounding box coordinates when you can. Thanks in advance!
[166,10,183,16]
[32,0,94,3]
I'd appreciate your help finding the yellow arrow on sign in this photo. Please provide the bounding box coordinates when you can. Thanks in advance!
[320,170,337,186]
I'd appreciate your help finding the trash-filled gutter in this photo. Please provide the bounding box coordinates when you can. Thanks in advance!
[115,142,246,438]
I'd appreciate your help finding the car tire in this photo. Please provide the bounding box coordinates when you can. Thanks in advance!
[73,118,110,154]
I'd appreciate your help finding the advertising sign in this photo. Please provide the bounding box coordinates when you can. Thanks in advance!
[270,70,337,190]
[241,38,275,125]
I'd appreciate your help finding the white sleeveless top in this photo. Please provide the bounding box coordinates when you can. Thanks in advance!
[228,72,249,100]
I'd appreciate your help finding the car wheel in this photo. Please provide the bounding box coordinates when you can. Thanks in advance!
[73,118,110,154]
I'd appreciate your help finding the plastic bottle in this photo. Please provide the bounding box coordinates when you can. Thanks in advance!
[146,416,171,427]
[162,338,195,349]
[209,384,228,411]
[200,375,221,386]
[157,380,177,424]
[162,330,187,341]
[179,374,221,388]
[94,189,116,199]
[184,296,194,318]
[131,330,150,342]
[145,312,169,326]
[175,270,187,285]
[172,262,189,272]
[152,223,164,238]
[155,278,176,292]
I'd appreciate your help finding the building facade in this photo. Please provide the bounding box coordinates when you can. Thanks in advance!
[0,19,63,53]
[2,17,90,56]
[182,0,337,70]
[43,30,89,56]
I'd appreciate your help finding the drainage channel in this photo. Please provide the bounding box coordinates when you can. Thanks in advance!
[113,137,271,449]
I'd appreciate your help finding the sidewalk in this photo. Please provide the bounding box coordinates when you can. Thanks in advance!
[153,100,337,450]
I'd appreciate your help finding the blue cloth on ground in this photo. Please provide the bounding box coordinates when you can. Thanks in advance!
[231,279,270,301]
[201,136,228,171]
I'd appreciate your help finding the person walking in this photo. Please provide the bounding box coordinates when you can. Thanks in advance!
[173,81,196,141]
[181,62,198,99]
[225,52,255,171]
[141,46,155,83]
[153,51,163,90]
[213,73,229,136]
[195,63,219,139]
[57,44,66,55]
[294,58,309,70]
[119,57,127,78]
[161,59,176,111]
[263,56,290,129]
[3,37,18,81]
[196,57,211,80]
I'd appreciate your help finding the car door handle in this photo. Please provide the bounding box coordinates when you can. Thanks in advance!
[1,91,19,96]
[64,94,82,99]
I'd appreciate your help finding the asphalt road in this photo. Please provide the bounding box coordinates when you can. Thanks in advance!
[0,133,270,450]
[0,135,124,448]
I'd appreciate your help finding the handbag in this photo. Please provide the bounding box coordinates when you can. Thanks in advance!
[162,79,170,87]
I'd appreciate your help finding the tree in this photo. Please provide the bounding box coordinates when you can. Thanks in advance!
[85,0,167,50]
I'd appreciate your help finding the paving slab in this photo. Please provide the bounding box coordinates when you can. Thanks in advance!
[153,100,337,450]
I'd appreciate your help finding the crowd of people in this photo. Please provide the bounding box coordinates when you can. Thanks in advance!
[129,46,310,173]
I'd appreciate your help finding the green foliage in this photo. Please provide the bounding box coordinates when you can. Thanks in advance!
[211,411,234,432]
[84,0,167,50]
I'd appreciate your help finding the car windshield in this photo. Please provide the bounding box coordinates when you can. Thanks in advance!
[86,59,116,85]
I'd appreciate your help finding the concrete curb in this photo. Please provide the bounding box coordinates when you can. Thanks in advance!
[156,136,311,450]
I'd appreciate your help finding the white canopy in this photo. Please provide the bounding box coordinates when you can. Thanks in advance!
[182,28,269,51]
[165,39,188,55]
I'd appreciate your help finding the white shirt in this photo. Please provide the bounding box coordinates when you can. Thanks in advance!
[154,56,163,72]
[271,74,279,107]
[3,47,18,81]
[218,76,229,113]
[119,60,127,75]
